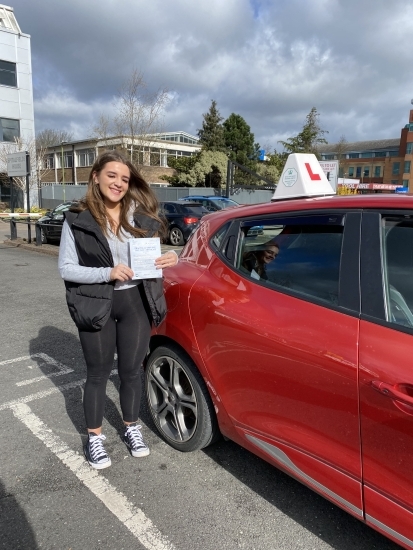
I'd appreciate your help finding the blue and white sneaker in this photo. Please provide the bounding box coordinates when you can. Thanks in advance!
[123,423,150,457]
[84,433,111,469]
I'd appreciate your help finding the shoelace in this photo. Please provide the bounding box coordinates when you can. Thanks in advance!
[89,433,108,461]
[125,424,146,449]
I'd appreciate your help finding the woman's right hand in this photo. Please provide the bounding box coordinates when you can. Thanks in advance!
[110,264,134,282]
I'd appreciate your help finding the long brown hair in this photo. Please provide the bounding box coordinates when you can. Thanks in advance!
[72,150,165,238]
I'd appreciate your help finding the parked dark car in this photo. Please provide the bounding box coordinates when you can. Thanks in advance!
[179,195,239,212]
[159,201,209,246]
[36,201,73,243]
[179,195,263,235]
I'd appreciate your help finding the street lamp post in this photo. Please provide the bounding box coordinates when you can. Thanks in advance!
[61,141,66,201]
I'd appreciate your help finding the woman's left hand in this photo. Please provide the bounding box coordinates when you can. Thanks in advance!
[155,251,179,269]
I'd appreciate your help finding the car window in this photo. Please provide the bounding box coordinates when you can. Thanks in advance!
[54,203,71,214]
[382,216,413,328]
[211,222,231,249]
[235,214,344,305]
[162,203,177,213]
[210,199,238,209]
[181,205,209,215]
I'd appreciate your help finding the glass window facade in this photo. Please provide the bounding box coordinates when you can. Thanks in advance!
[392,162,400,175]
[0,117,19,142]
[404,161,411,174]
[0,60,16,87]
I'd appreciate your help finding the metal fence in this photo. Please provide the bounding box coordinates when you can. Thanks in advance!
[40,185,274,210]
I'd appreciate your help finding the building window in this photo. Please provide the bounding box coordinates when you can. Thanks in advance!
[356,167,362,177]
[403,180,409,187]
[348,167,354,177]
[363,167,370,177]
[389,151,399,157]
[323,154,335,160]
[160,151,168,167]
[42,154,54,169]
[404,161,411,174]
[56,152,73,169]
[361,152,373,158]
[0,60,16,87]
[392,162,400,175]
[374,166,381,177]
[373,151,386,157]
[406,142,413,155]
[0,117,19,142]
[349,153,360,159]
[391,180,399,185]
[77,148,96,167]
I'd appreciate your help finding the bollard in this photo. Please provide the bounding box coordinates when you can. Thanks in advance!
[10,218,17,239]
[26,216,32,244]
[35,223,42,246]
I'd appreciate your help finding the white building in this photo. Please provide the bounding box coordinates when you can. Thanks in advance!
[0,4,35,206]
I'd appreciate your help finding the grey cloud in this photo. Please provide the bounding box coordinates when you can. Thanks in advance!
[10,0,413,148]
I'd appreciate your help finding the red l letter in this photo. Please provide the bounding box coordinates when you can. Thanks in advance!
[305,163,321,180]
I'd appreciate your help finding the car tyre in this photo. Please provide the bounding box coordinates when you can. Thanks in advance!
[145,344,220,451]
[169,227,184,246]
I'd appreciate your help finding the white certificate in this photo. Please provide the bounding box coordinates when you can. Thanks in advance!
[129,237,162,279]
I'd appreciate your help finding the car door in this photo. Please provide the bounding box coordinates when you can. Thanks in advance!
[190,210,363,517]
[359,211,413,547]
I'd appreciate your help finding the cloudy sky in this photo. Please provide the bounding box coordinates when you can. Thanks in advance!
[11,0,413,151]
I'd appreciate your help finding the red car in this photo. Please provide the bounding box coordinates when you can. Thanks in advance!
[145,191,413,549]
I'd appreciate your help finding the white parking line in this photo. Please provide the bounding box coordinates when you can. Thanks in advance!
[11,404,176,550]
[0,353,74,386]
[0,369,117,411]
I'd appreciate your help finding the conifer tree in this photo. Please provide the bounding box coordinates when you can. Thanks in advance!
[197,100,225,151]
[279,107,328,157]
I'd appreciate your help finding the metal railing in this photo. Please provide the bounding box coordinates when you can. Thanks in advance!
[9,217,42,245]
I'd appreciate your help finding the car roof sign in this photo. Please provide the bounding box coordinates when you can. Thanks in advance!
[272,153,336,201]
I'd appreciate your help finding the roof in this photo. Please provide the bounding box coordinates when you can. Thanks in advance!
[0,5,21,33]
[199,193,413,231]
[320,138,400,154]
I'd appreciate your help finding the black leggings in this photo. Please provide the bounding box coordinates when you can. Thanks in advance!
[78,285,151,429]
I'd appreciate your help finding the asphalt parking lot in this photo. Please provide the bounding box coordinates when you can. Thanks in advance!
[0,227,400,550]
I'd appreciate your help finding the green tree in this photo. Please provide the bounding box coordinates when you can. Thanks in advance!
[223,113,258,166]
[266,149,288,174]
[279,107,328,158]
[162,150,228,187]
[197,100,225,151]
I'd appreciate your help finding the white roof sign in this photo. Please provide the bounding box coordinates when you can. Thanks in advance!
[272,153,336,200]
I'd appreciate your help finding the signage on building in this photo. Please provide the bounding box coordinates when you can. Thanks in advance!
[7,151,30,177]
[319,160,339,191]
[338,182,400,191]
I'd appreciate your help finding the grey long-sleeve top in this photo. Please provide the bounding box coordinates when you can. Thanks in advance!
[58,219,140,290]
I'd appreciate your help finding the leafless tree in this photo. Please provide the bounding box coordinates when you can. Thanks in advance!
[0,137,37,210]
[0,129,74,209]
[114,68,169,163]
[90,113,112,147]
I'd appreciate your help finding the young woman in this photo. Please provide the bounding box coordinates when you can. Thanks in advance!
[58,150,178,469]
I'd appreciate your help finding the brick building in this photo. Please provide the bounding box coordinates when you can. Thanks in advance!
[319,108,413,193]
[40,131,201,186]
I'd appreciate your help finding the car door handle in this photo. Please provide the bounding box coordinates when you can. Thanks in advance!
[371,380,413,406]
